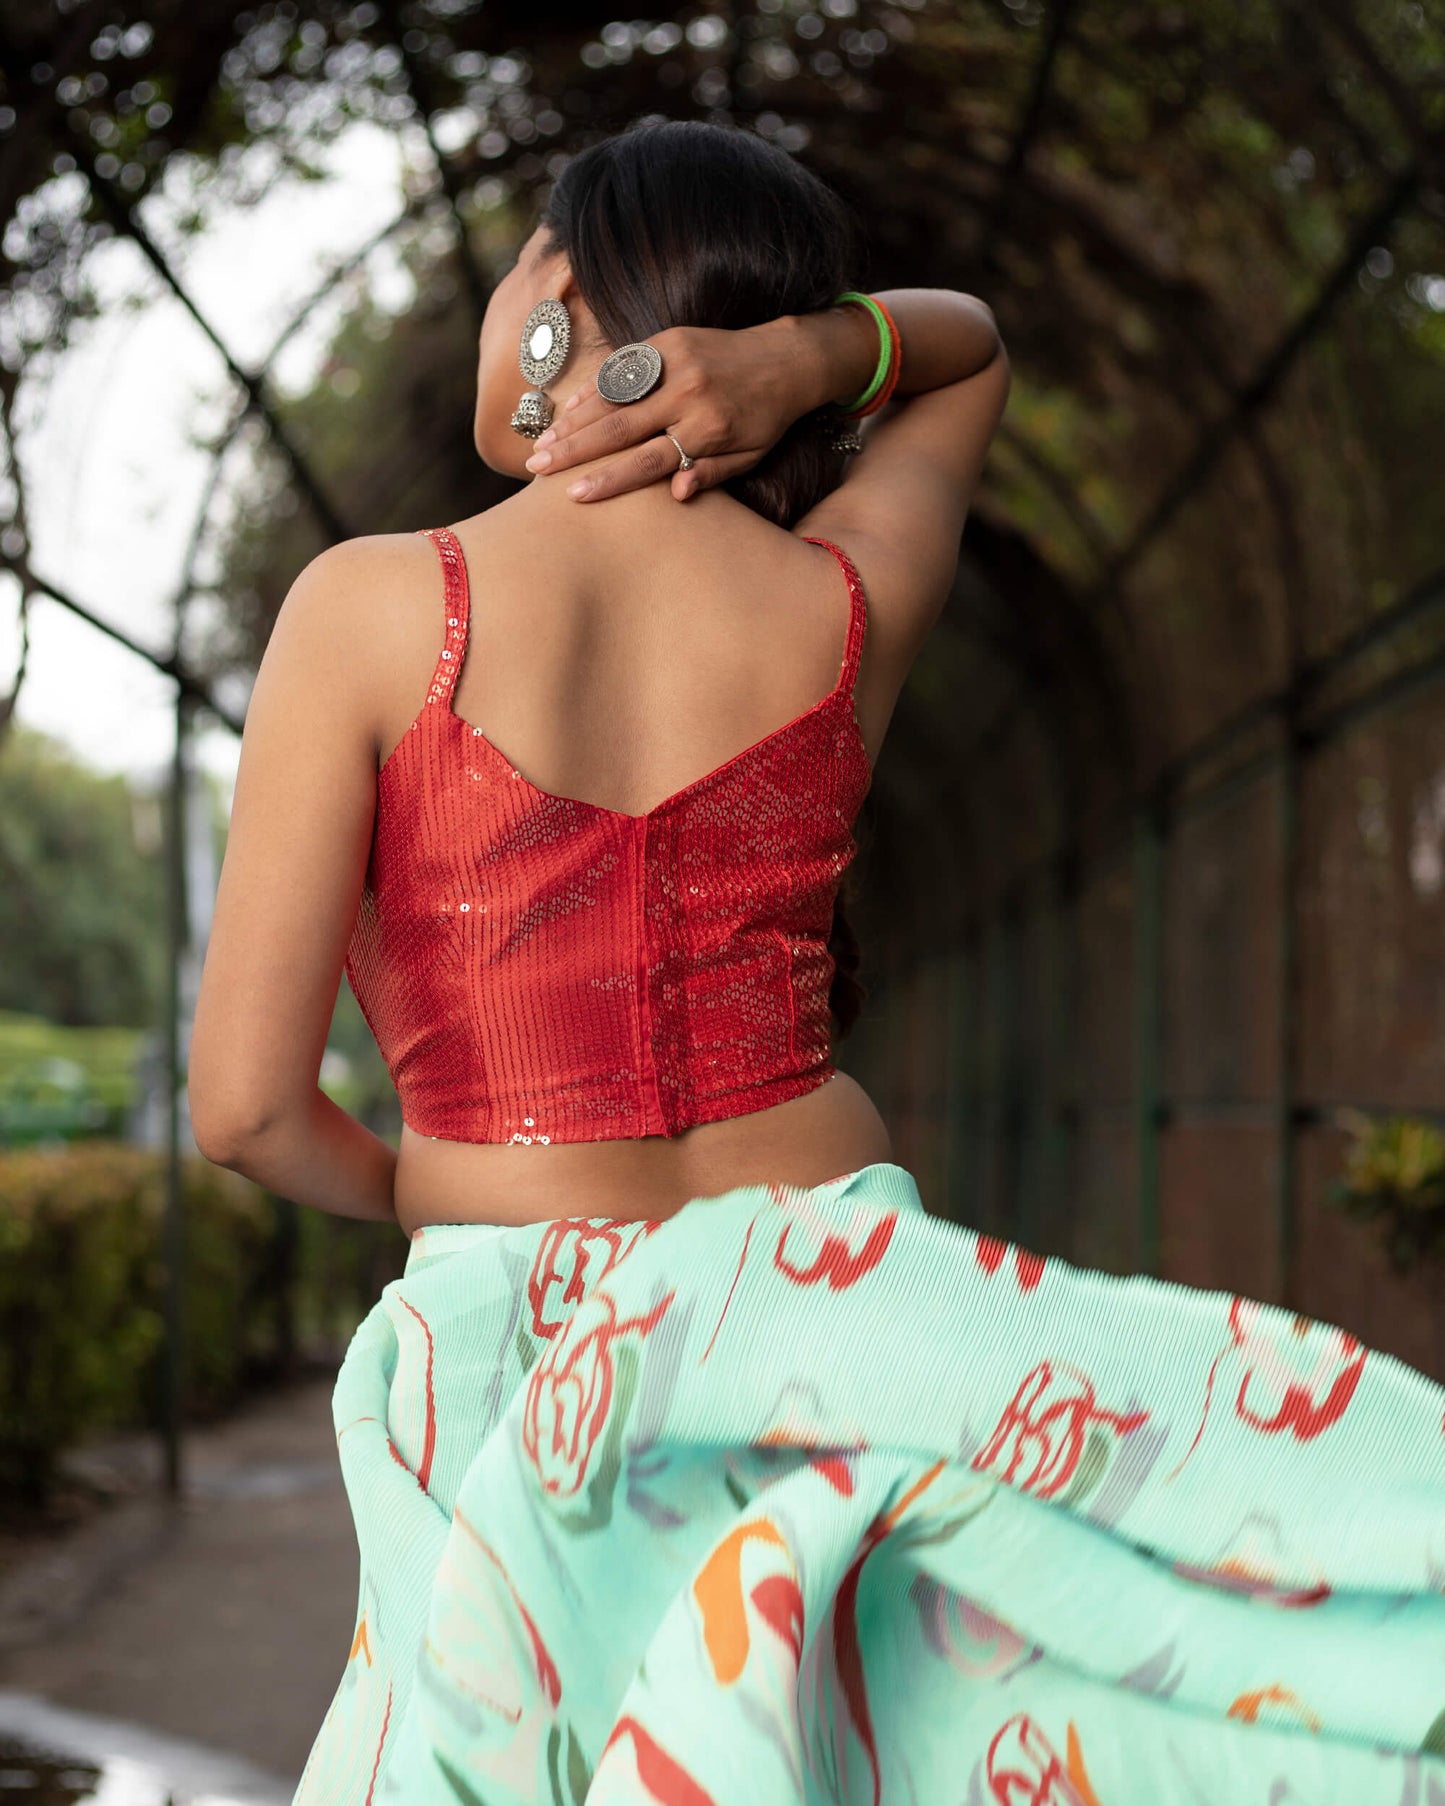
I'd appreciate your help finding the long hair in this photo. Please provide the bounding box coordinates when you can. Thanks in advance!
[537,119,870,1038]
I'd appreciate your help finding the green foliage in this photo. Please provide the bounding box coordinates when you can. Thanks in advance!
[0,1143,161,1503]
[0,1011,145,1146]
[0,730,165,1030]
[0,1014,141,1110]
[0,1142,405,1506]
[1327,1109,1445,1276]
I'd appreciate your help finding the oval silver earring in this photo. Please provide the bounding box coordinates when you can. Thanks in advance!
[511,298,572,439]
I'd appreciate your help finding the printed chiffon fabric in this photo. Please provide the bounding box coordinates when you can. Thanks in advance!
[294,1161,1445,1805]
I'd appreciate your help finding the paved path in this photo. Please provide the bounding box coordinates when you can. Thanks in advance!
[0,1375,357,1790]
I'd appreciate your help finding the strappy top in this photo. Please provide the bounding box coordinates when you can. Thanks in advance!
[343,524,873,1144]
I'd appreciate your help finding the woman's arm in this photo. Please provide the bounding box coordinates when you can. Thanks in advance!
[780,287,1003,410]
[791,318,1010,662]
[521,289,1000,503]
[189,536,414,1224]
[197,1085,398,1224]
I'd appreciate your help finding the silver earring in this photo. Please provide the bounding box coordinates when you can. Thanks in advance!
[511,298,572,439]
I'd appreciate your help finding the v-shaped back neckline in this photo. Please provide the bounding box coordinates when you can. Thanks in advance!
[409,523,869,824]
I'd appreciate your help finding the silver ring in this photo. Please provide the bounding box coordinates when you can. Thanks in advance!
[664,431,694,471]
[596,341,663,404]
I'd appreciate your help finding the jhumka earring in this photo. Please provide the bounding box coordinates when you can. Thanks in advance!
[511,298,572,439]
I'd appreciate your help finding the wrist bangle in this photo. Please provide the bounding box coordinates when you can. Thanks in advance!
[833,291,896,416]
[850,299,900,419]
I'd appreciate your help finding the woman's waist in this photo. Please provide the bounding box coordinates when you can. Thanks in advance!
[392,1069,893,1236]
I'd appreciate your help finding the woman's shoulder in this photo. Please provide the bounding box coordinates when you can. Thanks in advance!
[291,529,436,593]
[263,532,449,734]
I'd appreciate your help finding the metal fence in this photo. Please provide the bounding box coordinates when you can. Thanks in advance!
[844,562,1445,1386]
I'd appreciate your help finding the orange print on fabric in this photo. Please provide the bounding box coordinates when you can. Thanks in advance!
[396,1297,437,1492]
[878,1458,947,1535]
[1227,1682,1323,1732]
[1064,1722,1104,1806]
[693,1517,790,1683]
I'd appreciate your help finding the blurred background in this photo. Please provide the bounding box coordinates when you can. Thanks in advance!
[0,0,1442,1795]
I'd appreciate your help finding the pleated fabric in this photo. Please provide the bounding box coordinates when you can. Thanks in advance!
[293,1161,1445,1806]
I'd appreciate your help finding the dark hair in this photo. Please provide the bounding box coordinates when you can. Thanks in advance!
[537,119,870,1038]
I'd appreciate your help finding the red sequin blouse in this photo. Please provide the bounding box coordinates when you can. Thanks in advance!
[344,524,872,1145]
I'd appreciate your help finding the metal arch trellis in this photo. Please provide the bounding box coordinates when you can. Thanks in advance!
[931,0,1442,803]
[1053,138,1422,1284]
[2,0,1441,1443]
[0,185,461,737]
[978,0,1078,246]
[1080,0,1444,642]
[858,0,1143,950]
[1,10,1433,762]
[904,315,1445,1322]
[0,39,507,1494]
[0,0,509,742]
[939,0,1444,804]
[953,142,1434,795]
[845,8,1445,1311]
[1085,159,1428,623]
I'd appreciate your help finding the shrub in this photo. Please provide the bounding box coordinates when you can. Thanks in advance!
[1327,1109,1445,1275]
[0,1141,406,1505]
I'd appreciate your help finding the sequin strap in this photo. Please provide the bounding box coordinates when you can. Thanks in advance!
[801,535,867,697]
[417,525,470,706]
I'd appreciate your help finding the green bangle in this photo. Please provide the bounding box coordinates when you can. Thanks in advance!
[833,290,891,415]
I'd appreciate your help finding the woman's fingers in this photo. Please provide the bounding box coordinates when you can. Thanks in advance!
[524,389,661,475]
[564,435,696,503]
[666,451,756,501]
[564,446,761,505]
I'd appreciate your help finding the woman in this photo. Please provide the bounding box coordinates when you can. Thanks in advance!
[191,120,1445,1805]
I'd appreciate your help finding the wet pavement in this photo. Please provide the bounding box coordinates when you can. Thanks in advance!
[0,1696,288,1802]
[0,1735,97,1806]
[0,1377,356,1798]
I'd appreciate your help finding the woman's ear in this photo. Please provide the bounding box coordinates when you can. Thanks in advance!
[542,248,579,313]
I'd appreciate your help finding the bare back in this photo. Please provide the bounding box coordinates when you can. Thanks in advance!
[382,481,916,1233]
[189,305,1008,1234]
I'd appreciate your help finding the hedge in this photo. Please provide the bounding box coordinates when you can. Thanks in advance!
[0,1141,406,1505]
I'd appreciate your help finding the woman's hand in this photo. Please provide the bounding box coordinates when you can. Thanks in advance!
[522,319,812,504]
